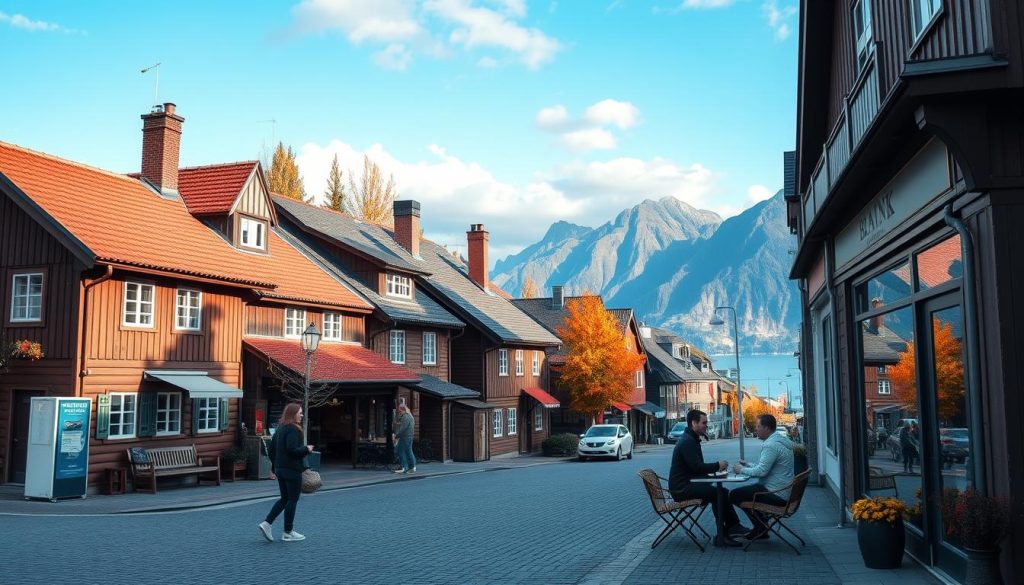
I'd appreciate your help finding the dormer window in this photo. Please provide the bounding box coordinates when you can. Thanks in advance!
[386,273,412,299]
[239,216,267,250]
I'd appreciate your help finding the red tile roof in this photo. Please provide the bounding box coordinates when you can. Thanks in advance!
[0,141,370,310]
[244,337,420,384]
[177,161,258,215]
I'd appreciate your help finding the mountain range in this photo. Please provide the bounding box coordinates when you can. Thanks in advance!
[492,191,800,354]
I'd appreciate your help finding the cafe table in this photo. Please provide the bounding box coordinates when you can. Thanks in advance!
[690,472,748,546]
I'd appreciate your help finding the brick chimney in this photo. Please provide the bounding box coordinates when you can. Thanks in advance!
[393,200,420,257]
[551,285,564,308]
[140,102,184,196]
[870,298,883,332]
[467,224,489,290]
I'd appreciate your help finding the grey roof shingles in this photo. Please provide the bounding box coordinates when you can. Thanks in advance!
[412,374,481,400]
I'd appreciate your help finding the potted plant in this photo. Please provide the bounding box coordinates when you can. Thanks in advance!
[792,444,808,474]
[10,339,44,361]
[852,496,907,569]
[221,446,248,481]
[951,488,1008,585]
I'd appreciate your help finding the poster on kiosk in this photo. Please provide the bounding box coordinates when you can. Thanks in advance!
[25,397,92,501]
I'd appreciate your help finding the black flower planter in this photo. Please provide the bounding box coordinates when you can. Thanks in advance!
[856,519,905,569]
[964,547,1001,585]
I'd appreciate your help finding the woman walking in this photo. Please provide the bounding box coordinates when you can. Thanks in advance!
[259,403,313,542]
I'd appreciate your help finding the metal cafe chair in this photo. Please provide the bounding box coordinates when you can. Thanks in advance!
[738,469,812,554]
[638,468,711,551]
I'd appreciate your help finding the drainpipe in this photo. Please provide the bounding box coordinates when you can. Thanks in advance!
[943,203,986,494]
[824,240,846,528]
[79,265,114,392]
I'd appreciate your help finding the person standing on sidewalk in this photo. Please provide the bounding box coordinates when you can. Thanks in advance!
[729,414,794,540]
[259,403,313,543]
[668,409,749,547]
[393,404,416,474]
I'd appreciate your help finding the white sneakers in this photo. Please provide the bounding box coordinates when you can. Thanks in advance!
[258,521,273,542]
[282,531,306,541]
[408,467,416,474]
[393,468,406,474]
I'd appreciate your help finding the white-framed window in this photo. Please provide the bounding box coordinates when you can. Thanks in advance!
[492,408,503,437]
[239,216,266,250]
[878,380,892,395]
[323,312,342,341]
[877,365,888,374]
[156,392,181,435]
[532,351,540,376]
[422,332,437,365]
[508,407,517,435]
[390,330,406,364]
[175,288,202,331]
[385,273,413,298]
[109,392,137,439]
[909,0,941,39]
[123,282,155,327]
[10,272,43,322]
[498,349,508,376]
[852,0,873,69]
[534,409,543,431]
[636,370,644,388]
[284,308,306,338]
[195,398,219,433]
[515,350,524,376]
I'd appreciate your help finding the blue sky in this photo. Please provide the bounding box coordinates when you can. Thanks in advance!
[0,0,797,262]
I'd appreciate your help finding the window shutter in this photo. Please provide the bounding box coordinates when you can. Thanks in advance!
[192,398,200,436]
[219,398,229,431]
[96,395,111,439]
[138,392,156,437]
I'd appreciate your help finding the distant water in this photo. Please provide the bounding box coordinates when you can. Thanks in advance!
[711,354,803,409]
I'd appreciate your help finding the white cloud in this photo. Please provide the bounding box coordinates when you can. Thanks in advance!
[374,43,414,70]
[289,0,560,70]
[763,0,797,40]
[562,128,617,151]
[477,56,499,68]
[295,138,732,256]
[0,11,77,33]
[746,184,773,204]
[535,99,640,152]
[680,0,734,8]
[583,99,640,129]
[534,105,569,130]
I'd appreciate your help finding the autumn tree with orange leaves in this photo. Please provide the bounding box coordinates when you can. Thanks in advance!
[887,320,965,424]
[555,296,646,424]
[520,276,538,299]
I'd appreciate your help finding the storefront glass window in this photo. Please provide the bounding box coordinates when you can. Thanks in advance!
[915,235,962,291]
[855,260,912,313]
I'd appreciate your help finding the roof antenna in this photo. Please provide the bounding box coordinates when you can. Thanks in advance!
[140,62,162,110]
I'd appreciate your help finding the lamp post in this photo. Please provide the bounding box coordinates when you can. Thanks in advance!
[778,381,790,413]
[300,322,321,444]
[710,306,744,460]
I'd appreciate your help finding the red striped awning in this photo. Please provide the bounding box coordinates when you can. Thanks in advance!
[611,402,631,411]
[522,387,560,408]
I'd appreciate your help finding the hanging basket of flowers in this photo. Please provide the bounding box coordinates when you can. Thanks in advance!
[852,496,907,569]
[10,339,44,361]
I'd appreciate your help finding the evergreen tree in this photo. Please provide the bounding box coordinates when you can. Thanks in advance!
[267,142,304,200]
[325,154,346,212]
[348,155,397,225]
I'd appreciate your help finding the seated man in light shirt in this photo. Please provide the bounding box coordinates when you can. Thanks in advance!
[728,414,795,539]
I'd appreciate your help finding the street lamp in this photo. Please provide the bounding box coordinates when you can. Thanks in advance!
[300,322,321,443]
[710,306,744,460]
[778,381,790,412]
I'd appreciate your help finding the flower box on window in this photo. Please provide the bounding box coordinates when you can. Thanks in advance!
[10,339,44,361]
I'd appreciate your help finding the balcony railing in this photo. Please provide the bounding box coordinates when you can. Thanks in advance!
[802,46,883,233]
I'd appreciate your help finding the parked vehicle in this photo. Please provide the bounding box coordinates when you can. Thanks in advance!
[665,422,687,444]
[940,427,969,464]
[578,424,634,461]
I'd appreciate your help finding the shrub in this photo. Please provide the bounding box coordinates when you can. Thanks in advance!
[953,488,1008,550]
[542,433,580,457]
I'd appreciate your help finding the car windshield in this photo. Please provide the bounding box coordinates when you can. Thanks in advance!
[585,427,617,437]
[670,423,686,433]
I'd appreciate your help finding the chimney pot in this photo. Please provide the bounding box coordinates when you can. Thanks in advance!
[393,200,421,257]
[467,224,489,290]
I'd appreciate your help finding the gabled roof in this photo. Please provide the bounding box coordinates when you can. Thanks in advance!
[0,141,370,310]
[275,226,464,329]
[177,161,259,215]
[862,325,907,365]
[273,195,429,275]
[640,334,691,384]
[244,338,419,384]
[645,326,717,381]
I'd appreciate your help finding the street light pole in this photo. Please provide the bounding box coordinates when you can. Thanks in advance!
[778,381,791,412]
[710,306,743,460]
[300,323,321,444]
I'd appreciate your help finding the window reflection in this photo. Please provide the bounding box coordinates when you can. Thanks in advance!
[855,260,912,313]
[916,235,962,291]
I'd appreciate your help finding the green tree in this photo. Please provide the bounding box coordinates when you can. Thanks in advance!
[267,142,304,200]
[348,155,397,225]
[324,154,346,212]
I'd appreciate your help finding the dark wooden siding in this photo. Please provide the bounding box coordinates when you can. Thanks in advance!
[907,0,992,62]
[484,346,548,400]
[451,328,486,392]
[487,395,520,456]
[244,304,365,343]
[828,2,857,130]
[369,326,450,377]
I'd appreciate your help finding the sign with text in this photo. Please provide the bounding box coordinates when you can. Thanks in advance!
[55,399,91,480]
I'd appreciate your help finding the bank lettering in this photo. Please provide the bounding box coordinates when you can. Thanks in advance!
[858,190,896,241]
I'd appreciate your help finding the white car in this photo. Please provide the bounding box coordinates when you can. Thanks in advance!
[578,424,634,461]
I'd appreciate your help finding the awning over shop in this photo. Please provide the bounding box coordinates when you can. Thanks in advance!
[634,402,666,418]
[144,370,244,399]
[412,374,480,400]
[522,387,560,408]
[611,402,631,412]
[454,398,498,410]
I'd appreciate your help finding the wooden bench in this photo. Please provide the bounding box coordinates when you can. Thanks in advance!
[127,445,221,494]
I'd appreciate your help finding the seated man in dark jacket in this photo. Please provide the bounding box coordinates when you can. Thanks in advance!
[669,409,750,546]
